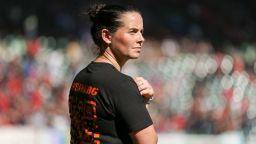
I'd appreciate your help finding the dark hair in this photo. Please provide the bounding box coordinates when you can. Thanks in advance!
[86,4,140,51]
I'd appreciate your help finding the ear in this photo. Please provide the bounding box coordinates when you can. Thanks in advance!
[101,29,112,45]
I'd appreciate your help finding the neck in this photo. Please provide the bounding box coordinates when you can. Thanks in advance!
[95,48,125,71]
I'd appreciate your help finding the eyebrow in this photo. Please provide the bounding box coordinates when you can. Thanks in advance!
[129,27,144,32]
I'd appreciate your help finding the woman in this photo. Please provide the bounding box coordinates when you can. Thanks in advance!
[69,4,157,144]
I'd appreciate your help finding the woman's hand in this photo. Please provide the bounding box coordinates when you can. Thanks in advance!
[134,77,154,99]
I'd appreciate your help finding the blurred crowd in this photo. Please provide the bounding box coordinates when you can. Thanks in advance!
[0,35,89,131]
[1,35,256,139]
[130,38,256,137]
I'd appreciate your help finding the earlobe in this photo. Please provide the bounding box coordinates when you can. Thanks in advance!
[101,29,112,45]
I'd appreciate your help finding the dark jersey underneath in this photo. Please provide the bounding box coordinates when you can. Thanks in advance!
[69,62,153,144]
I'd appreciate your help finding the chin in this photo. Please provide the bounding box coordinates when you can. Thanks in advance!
[130,54,140,59]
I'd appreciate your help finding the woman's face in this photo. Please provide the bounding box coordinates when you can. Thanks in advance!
[110,12,144,61]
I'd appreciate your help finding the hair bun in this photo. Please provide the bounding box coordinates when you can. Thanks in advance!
[87,4,106,22]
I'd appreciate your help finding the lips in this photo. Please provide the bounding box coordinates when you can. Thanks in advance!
[134,47,142,49]
[133,47,142,52]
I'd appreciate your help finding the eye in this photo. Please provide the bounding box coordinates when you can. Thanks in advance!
[128,28,144,36]
[140,29,144,35]
[129,28,138,34]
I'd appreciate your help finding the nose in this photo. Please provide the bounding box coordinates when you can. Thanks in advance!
[138,33,144,45]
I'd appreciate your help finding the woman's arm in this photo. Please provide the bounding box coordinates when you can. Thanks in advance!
[132,77,157,143]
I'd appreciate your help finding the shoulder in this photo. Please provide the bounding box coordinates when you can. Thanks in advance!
[111,73,137,90]
[78,63,135,86]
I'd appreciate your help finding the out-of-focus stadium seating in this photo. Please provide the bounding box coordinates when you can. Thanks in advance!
[1,35,256,144]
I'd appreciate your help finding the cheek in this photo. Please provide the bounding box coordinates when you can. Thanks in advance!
[115,35,133,49]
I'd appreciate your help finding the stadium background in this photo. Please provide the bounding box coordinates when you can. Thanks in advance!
[0,0,256,143]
